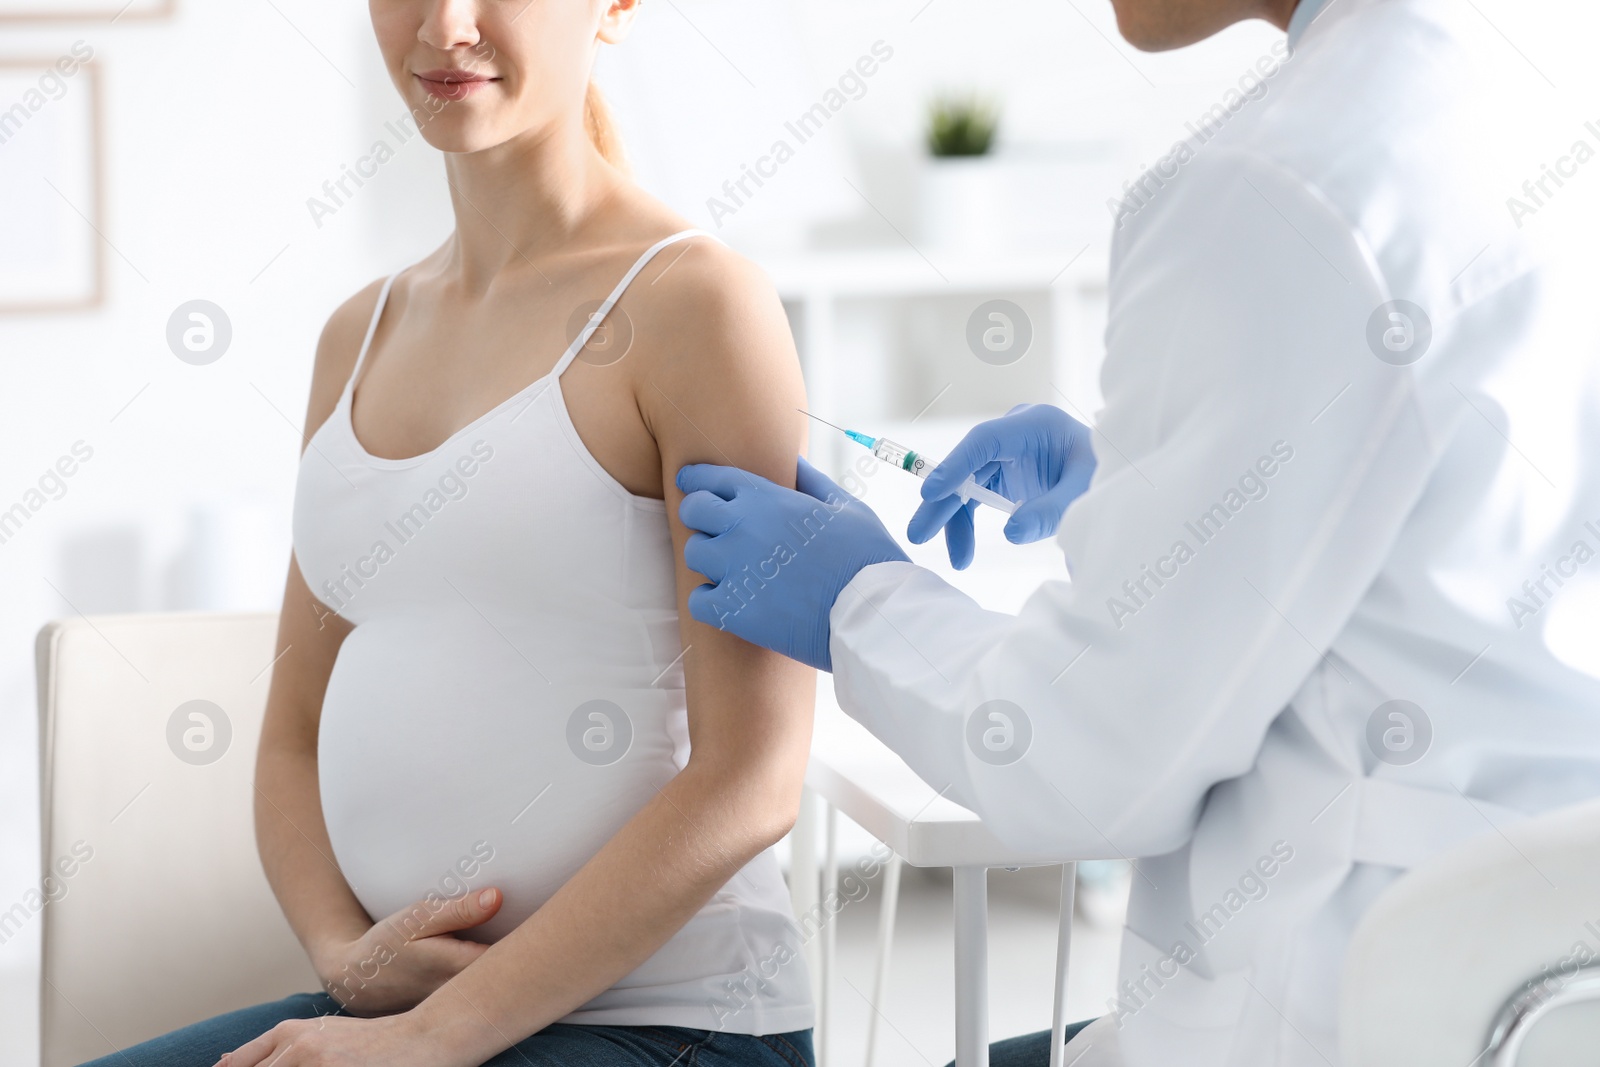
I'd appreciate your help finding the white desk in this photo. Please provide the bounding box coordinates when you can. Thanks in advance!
[796,694,1079,1067]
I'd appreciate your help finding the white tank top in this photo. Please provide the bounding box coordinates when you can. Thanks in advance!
[291,231,812,1034]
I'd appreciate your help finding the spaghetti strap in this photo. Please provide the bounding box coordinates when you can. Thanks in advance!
[346,272,399,394]
[552,229,713,378]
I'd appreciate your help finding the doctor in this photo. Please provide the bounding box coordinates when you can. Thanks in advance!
[679,0,1600,1064]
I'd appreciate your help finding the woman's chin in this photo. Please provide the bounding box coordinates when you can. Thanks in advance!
[414,124,510,157]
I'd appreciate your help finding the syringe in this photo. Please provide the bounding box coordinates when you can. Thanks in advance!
[800,410,1019,515]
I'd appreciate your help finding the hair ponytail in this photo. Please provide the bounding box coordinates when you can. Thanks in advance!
[584,82,627,171]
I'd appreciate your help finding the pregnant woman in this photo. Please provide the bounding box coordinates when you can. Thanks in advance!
[84,2,818,1066]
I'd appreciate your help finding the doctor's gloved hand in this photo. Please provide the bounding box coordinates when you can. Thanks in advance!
[678,458,909,672]
[907,402,1096,570]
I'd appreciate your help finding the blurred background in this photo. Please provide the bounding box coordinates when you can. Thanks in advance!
[0,0,1592,1064]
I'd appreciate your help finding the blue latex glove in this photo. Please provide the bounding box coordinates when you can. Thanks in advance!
[677,457,910,671]
[907,403,1097,570]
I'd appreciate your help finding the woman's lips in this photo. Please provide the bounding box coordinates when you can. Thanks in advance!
[413,69,496,101]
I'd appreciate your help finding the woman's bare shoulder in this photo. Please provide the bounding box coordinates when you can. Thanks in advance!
[625,233,807,482]
[627,234,797,377]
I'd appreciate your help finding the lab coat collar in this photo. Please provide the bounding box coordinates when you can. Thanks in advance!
[1286,0,1337,50]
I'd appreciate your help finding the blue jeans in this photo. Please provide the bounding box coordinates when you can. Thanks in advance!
[77,991,815,1067]
[944,1019,1097,1067]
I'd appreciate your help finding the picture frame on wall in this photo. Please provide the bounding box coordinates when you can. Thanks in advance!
[0,57,105,313]
[0,0,174,21]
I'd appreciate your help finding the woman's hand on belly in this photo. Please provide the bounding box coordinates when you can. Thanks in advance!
[314,886,504,1017]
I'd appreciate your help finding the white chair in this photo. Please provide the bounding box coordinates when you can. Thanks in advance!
[34,612,318,1067]
[1340,794,1600,1066]
[796,689,1087,1067]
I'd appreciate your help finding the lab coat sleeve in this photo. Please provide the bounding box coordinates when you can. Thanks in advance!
[830,149,1444,859]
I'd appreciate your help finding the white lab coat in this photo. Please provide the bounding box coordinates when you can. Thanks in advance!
[828,0,1600,1063]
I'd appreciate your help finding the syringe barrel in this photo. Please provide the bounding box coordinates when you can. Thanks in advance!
[856,432,1019,513]
[871,437,929,477]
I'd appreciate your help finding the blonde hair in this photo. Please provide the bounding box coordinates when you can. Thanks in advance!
[584,82,627,170]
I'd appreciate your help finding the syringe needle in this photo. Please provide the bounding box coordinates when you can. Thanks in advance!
[797,408,852,437]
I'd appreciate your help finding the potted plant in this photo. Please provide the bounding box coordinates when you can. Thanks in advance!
[927,94,1000,159]
[918,93,1005,250]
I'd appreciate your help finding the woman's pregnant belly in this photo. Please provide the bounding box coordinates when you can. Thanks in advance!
[318,619,690,944]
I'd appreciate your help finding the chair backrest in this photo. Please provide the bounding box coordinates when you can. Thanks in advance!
[34,612,319,1067]
[1339,795,1600,1066]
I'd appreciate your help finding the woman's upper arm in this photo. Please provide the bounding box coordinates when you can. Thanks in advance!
[636,243,816,788]
[261,281,386,752]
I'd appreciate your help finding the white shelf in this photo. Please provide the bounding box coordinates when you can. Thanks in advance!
[764,243,1109,478]
[762,243,1107,299]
